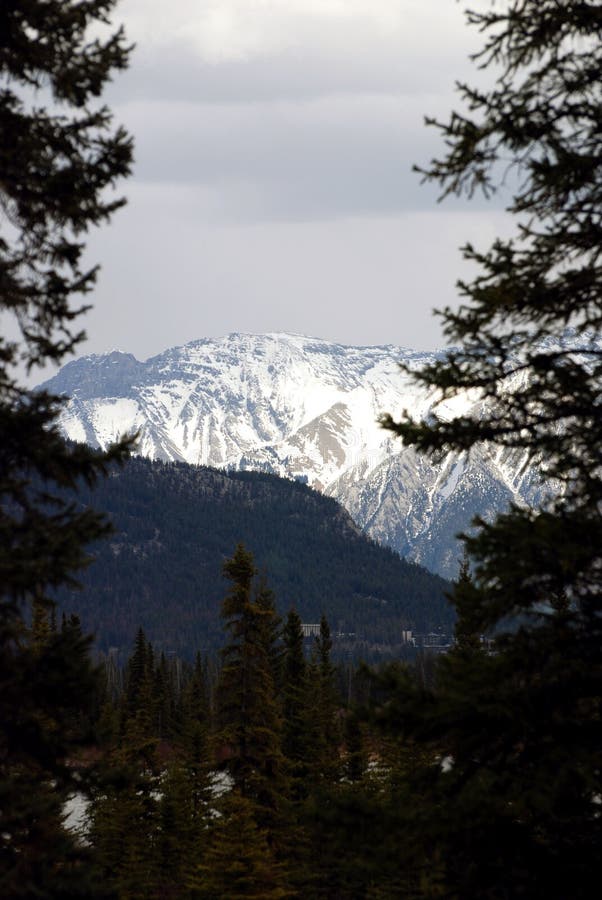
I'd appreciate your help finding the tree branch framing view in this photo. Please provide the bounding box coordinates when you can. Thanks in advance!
[1,1,600,897]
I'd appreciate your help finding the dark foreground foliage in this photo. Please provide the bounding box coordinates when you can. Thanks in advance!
[0,1,132,896]
[379,1,602,896]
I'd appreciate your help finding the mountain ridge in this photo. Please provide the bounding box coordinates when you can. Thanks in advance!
[42,330,580,577]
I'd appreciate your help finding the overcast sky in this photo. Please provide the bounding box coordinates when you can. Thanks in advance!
[77,0,511,363]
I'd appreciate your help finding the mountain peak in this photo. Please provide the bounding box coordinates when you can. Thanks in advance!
[41,331,586,577]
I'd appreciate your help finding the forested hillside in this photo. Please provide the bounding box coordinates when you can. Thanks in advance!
[57,455,452,657]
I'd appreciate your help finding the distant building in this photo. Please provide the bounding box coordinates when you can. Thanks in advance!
[301,623,321,638]
[422,632,448,648]
[414,632,453,653]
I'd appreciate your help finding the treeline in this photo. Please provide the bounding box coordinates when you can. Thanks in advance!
[33,542,448,898]
[66,544,436,898]
[19,539,601,900]
[57,455,452,657]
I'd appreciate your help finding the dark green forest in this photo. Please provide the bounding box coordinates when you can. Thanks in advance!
[36,545,450,899]
[56,456,452,657]
[1,1,601,899]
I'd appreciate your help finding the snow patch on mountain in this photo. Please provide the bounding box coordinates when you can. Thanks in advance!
[42,331,576,578]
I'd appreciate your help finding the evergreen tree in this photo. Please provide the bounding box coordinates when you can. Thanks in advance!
[380,2,602,896]
[216,545,285,832]
[91,632,161,899]
[180,651,212,766]
[156,753,213,900]
[121,628,156,752]
[154,653,215,897]
[451,552,483,656]
[0,617,109,898]
[281,608,309,794]
[306,615,341,783]
[124,628,151,716]
[187,652,211,725]
[90,756,160,900]
[0,1,132,895]
[277,608,317,893]
[190,790,290,900]
[255,576,284,689]
[153,651,176,740]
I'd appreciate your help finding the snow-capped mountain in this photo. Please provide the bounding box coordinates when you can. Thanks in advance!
[41,332,554,578]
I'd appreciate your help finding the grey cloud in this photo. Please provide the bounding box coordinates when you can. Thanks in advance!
[106,31,475,107]
[81,188,513,368]
[117,92,501,222]
[52,1,510,367]
[99,8,493,225]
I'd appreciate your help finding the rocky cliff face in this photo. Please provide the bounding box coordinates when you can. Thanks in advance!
[42,331,558,578]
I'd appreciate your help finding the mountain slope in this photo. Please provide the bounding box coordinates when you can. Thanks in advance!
[43,331,572,577]
[57,456,451,658]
